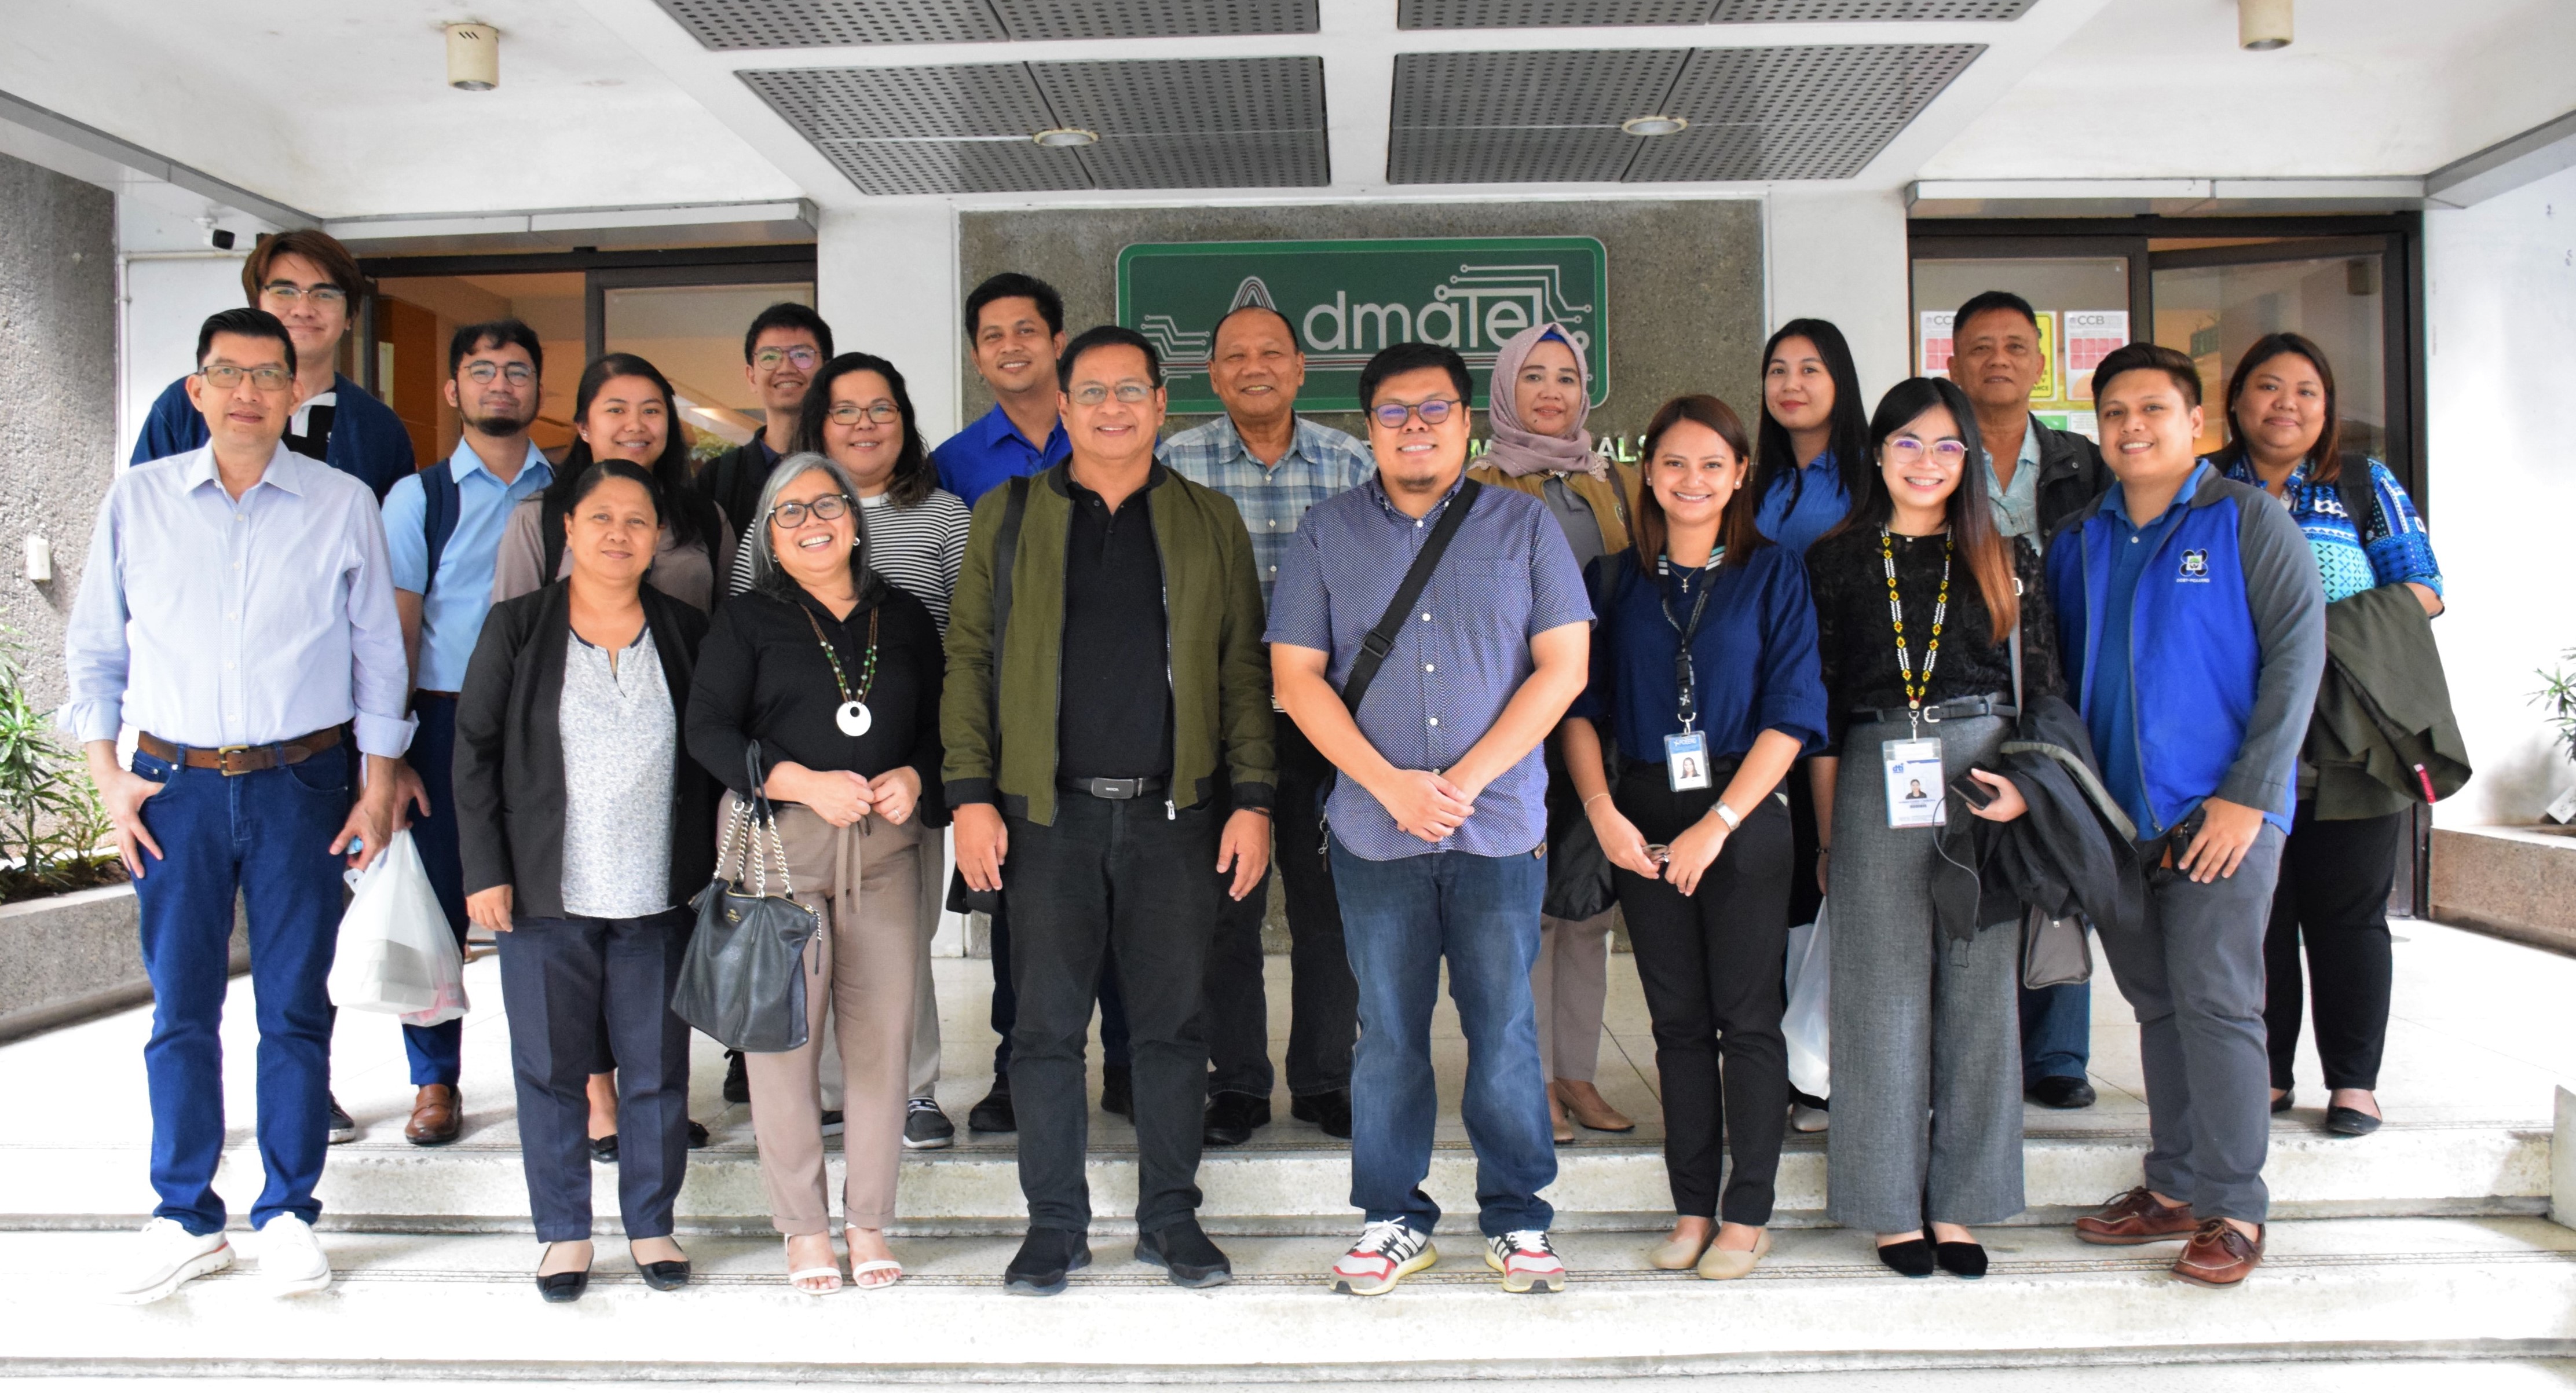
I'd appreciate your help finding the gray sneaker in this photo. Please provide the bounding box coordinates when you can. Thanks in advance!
[326,1094,357,1145]
[903,1096,956,1150]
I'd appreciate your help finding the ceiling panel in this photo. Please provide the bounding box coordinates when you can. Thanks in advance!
[1389,126,1645,183]
[1081,131,1330,188]
[994,0,1318,40]
[1033,56,1324,136]
[1661,42,1981,123]
[741,63,1055,140]
[1391,49,1689,128]
[1710,0,2032,17]
[657,0,1313,49]
[814,138,1093,196]
[1397,0,2031,24]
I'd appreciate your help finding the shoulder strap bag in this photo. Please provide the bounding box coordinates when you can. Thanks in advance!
[2007,621,2094,990]
[672,742,824,1052]
[1308,478,1483,822]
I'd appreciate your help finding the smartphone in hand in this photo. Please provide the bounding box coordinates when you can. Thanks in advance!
[1948,768,1999,814]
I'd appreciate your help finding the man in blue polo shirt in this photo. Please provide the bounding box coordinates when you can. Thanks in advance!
[2048,342,2323,1290]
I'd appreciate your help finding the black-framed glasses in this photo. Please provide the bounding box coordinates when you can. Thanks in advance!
[261,281,347,306]
[461,361,536,385]
[1371,397,1459,430]
[197,363,293,392]
[755,346,821,372]
[1068,382,1155,407]
[769,494,854,528]
[826,401,900,426]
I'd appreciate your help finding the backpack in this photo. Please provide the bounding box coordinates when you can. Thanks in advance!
[418,462,462,597]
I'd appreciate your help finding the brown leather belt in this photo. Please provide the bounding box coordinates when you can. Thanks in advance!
[136,726,342,777]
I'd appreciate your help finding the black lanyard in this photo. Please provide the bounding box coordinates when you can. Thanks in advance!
[1656,553,1721,731]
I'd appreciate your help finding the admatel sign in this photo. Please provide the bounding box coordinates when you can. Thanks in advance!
[1115,236,1610,415]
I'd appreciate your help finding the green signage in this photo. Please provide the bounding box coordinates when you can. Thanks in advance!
[1116,236,1609,415]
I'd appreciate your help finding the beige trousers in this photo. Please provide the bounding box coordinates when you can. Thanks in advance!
[817,833,946,1111]
[1531,910,1613,1083]
[738,797,922,1234]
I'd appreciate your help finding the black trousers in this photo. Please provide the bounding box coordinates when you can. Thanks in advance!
[1204,717,1358,1100]
[2263,804,2402,1092]
[1612,766,1794,1225]
[1005,792,1221,1232]
[990,897,1130,1076]
[496,908,694,1242]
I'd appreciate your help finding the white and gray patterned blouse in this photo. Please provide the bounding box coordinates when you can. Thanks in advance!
[558,627,676,919]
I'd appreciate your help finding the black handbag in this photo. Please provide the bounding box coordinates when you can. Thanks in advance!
[671,745,822,1053]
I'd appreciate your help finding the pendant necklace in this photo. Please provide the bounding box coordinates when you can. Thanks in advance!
[802,603,880,738]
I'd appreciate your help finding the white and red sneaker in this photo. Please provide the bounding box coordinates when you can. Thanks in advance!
[1485,1230,1567,1293]
[1329,1219,1437,1296]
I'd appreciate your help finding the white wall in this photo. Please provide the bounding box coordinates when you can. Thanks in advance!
[115,198,254,465]
[1765,187,1915,398]
[2423,162,2576,826]
[816,203,961,442]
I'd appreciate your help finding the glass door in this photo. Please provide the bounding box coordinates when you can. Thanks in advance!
[588,268,816,460]
[1911,251,2138,444]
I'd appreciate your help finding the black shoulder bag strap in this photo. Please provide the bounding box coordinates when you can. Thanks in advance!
[1341,478,1482,714]
[2333,455,2379,539]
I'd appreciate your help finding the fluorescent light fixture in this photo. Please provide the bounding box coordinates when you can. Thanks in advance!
[1032,127,1100,148]
[1620,115,1688,137]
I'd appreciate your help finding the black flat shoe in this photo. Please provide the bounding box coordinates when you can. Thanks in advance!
[1135,1216,1232,1288]
[2270,1088,2295,1114]
[1003,1227,1093,1297]
[968,1082,1016,1134]
[1290,1089,1353,1140]
[1934,1241,1988,1279]
[537,1244,592,1303]
[1876,1238,1936,1278]
[723,1050,751,1106]
[1100,1065,1134,1120]
[2025,1076,2097,1110]
[686,1120,710,1149]
[589,1134,619,1164]
[631,1245,692,1291]
[2325,1105,2383,1136]
[1203,1092,1271,1148]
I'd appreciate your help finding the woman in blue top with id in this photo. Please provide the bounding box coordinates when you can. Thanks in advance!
[1560,395,1826,1281]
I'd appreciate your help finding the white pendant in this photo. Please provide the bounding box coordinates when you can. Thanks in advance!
[836,700,872,737]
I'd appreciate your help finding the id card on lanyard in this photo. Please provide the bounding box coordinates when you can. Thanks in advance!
[1659,554,1720,792]
[1878,527,1952,829]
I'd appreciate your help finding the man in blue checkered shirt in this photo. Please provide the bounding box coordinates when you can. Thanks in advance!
[1160,305,1374,1149]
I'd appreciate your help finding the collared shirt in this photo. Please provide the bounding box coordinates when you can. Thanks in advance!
[1159,414,1374,602]
[2089,461,2211,836]
[1058,478,1172,781]
[1987,419,2043,543]
[1753,449,1851,558]
[1267,474,1591,861]
[2217,454,2442,604]
[1568,546,1828,765]
[62,443,413,758]
[379,439,553,692]
[931,404,1070,507]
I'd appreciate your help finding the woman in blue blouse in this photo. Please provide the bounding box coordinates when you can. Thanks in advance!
[1560,395,1827,1281]
[2215,332,2445,1138]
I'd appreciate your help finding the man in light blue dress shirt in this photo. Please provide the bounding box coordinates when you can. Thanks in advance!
[374,319,552,1145]
[65,309,414,1304]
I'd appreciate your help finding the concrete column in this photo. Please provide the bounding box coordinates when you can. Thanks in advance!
[815,203,961,441]
[1763,187,1914,397]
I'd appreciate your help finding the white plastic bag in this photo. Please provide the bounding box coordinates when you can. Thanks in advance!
[327,830,469,1027]
[1783,897,1830,1100]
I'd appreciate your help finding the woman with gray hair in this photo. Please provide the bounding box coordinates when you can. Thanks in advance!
[686,451,947,1293]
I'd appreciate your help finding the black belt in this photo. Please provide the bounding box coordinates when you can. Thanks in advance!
[1058,775,1169,800]
[1850,694,2017,727]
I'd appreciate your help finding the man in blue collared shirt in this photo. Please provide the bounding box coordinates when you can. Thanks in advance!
[67,309,413,1304]
[932,273,1072,506]
[374,320,552,1146]
[1163,305,1375,1147]
[1271,342,1591,1296]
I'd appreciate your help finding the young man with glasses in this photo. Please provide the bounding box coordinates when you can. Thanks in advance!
[131,230,413,501]
[1269,342,1593,1297]
[693,302,833,552]
[371,320,552,1148]
[944,326,1274,1296]
[70,309,414,1303]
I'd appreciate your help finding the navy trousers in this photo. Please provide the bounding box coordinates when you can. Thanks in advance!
[400,694,470,1087]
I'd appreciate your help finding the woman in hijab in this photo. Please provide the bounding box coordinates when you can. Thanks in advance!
[1468,322,1645,1144]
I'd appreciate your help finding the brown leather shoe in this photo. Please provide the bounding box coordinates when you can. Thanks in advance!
[2074,1186,2197,1245]
[2171,1219,2264,1287]
[404,1084,462,1146]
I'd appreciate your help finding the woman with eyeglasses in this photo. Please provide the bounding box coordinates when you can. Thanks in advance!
[687,451,947,1293]
[1803,376,2064,1279]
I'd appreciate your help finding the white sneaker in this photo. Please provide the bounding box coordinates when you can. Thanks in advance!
[1485,1230,1567,1293]
[103,1218,231,1305]
[258,1215,334,1295]
[1329,1219,1436,1296]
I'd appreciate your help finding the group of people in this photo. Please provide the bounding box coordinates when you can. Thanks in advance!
[67,228,2447,1308]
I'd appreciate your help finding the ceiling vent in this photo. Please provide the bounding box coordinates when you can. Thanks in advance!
[657,0,1316,49]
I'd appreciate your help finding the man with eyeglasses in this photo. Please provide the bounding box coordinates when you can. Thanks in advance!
[131,230,413,501]
[1268,342,1592,1297]
[693,301,833,555]
[372,320,552,1147]
[945,325,1272,1296]
[69,308,414,1303]
[1159,305,1373,1149]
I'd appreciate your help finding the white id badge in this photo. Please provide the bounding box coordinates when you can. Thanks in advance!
[1664,730,1712,791]
[1882,737,1946,828]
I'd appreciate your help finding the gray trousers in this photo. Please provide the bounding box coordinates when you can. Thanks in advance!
[1824,714,2025,1233]
[2098,822,2284,1226]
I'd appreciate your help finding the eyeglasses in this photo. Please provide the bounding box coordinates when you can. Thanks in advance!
[1884,436,1971,466]
[755,346,821,372]
[1068,382,1155,407]
[197,363,293,392]
[1371,398,1460,430]
[827,401,900,426]
[261,281,347,306]
[769,494,853,528]
[461,361,536,386]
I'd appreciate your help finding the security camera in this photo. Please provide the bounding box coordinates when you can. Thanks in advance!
[207,228,236,251]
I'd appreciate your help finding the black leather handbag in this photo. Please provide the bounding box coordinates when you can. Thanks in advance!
[671,745,822,1053]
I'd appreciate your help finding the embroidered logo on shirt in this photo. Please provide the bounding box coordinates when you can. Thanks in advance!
[2178,548,2209,582]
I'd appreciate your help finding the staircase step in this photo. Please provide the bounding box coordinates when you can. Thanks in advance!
[7,1218,2571,1379]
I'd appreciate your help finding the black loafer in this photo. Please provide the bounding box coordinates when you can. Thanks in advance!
[686,1120,710,1149]
[968,1083,1016,1134]
[1290,1089,1353,1139]
[1934,1241,1988,1279]
[2025,1076,2097,1110]
[722,1050,751,1106]
[633,1251,692,1292]
[1100,1065,1134,1120]
[1203,1092,1271,1147]
[1003,1227,1093,1296]
[1876,1238,1936,1278]
[2271,1088,2296,1114]
[589,1134,619,1164]
[1135,1217,1232,1288]
[2325,1105,2383,1136]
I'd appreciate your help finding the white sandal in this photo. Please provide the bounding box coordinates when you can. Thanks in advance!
[846,1226,902,1290]
[785,1235,843,1295]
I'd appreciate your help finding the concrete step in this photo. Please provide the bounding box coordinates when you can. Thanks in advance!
[6,1218,2572,1380]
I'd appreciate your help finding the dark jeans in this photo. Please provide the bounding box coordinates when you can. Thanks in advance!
[129,743,350,1234]
[990,897,1130,1076]
[1004,793,1220,1232]
[1204,717,1356,1100]
[496,909,694,1242]
[2264,805,2401,1092]
[1330,839,1554,1238]
[2020,980,2093,1084]
[1612,769,1792,1225]
[400,693,471,1087]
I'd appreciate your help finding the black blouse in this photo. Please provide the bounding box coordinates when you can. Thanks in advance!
[686,583,947,821]
[1804,527,2063,746]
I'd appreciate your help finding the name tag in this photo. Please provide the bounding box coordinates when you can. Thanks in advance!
[1664,730,1711,791]
[1882,737,1945,829]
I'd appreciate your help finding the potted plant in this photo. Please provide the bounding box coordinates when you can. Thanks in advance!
[2535,647,2576,828]
[0,630,117,904]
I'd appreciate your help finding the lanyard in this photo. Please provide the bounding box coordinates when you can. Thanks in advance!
[1879,527,1951,736]
[1656,550,1722,732]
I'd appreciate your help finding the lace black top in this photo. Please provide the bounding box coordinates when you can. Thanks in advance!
[1803,527,2063,747]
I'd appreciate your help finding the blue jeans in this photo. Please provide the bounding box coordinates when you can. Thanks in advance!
[2020,980,2092,1084]
[130,743,352,1234]
[1329,839,1554,1238]
[400,694,470,1087]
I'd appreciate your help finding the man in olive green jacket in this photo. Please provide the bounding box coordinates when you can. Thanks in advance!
[943,325,1274,1296]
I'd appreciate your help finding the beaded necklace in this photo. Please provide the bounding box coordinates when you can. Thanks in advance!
[1879,527,1951,733]
[802,602,880,738]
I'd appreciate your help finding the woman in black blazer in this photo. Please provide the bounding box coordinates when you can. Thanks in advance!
[453,459,721,1303]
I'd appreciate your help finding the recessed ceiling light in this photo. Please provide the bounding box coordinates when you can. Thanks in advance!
[1619,115,1688,137]
[1032,127,1100,148]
